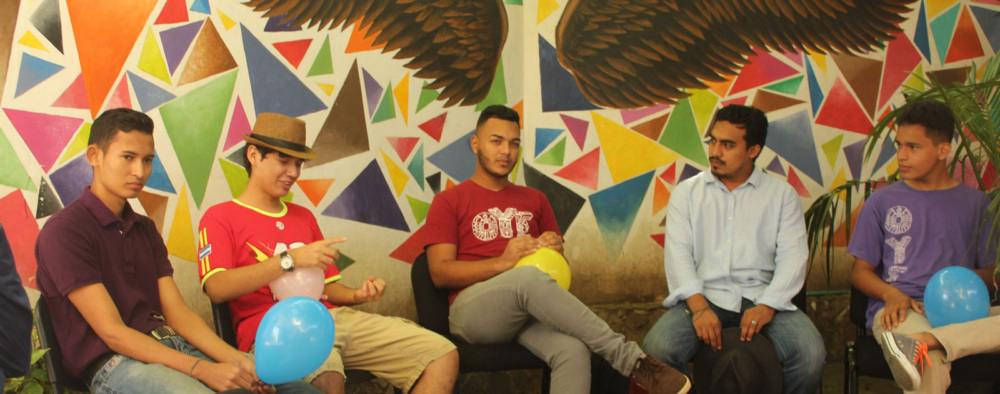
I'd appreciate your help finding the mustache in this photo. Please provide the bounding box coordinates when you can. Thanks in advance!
[709,156,725,165]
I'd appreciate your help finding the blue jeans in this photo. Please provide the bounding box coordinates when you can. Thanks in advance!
[88,336,321,394]
[642,298,825,394]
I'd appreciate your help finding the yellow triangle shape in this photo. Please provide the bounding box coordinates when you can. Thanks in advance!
[18,31,48,52]
[138,28,171,84]
[809,52,827,75]
[167,186,198,262]
[59,123,92,164]
[926,0,959,18]
[317,83,335,96]
[830,167,848,202]
[903,64,924,92]
[393,73,410,125]
[381,150,409,197]
[689,89,719,132]
[537,0,559,24]
[887,158,899,176]
[592,111,681,183]
[219,10,236,31]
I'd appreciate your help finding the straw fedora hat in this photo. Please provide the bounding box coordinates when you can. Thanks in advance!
[243,113,317,160]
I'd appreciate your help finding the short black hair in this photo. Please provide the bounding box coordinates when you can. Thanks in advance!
[88,108,154,151]
[896,99,955,144]
[711,105,769,155]
[476,105,520,129]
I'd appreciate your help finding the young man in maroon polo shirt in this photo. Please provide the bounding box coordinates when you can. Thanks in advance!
[35,108,319,394]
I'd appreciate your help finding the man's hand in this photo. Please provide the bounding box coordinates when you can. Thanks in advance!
[881,287,923,330]
[498,235,542,269]
[740,304,775,341]
[537,231,564,253]
[352,277,386,304]
[287,237,347,270]
[692,307,723,351]
[235,357,275,394]
[191,359,255,392]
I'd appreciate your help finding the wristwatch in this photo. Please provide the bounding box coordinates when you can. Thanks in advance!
[279,251,295,272]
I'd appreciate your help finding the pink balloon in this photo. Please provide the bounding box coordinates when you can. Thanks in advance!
[269,268,325,300]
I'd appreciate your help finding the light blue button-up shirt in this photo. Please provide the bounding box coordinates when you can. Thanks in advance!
[662,167,808,312]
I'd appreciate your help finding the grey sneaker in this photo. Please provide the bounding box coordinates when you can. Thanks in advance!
[629,355,691,394]
[881,331,931,391]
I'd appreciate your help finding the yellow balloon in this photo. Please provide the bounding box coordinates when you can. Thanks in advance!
[515,247,571,290]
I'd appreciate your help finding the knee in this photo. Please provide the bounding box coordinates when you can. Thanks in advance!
[548,337,590,369]
[427,349,459,374]
[507,266,555,288]
[642,309,694,365]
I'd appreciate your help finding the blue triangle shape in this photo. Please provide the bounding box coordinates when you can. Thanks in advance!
[766,111,824,185]
[127,71,176,112]
[15,53,63,97]
[50,155,92,206]
[971,6,1000,53]
[146,154,175,194]
[931,4,962,65]
[539,35,600,112]
[363,69,384,118]
[241,25,327,117]
[322,160,409,232]
[190,0,210,14]
[535,128,563,157]
[265,14,302,32]
[407,145,425,190]
[873,136,898,173]
[678,165,701,183]
[915,1,933,62]
[806,59,824,118]
[427,130,477,182]
[589,171,652,260]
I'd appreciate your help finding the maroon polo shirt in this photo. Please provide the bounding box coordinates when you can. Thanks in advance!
[35,187,173,380]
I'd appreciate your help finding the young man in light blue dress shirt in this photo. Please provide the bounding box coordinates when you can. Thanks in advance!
[642,105,826,393]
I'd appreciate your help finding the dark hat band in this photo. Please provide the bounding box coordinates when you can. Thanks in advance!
[248,133,310,154]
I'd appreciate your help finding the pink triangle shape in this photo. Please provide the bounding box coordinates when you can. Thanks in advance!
[879,31,923,109]
[155,0,189,24]
[781,51,804,67]
[273,39,312,69]
[730,50,799,95]
[816,78,873,135]
[225,97,251,151]
[660,162,677,185]
[560,114,589,150]
[554,148,600,190]
[105,75,132,110]
[786,167,811,197]
[387,137,420,161]
[52,74,90,109]
[4,109,84,173]
[620,103,670,125]
[418,113,446,142]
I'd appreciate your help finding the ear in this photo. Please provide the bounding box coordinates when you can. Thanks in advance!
[246,145,259,164]
[470,134,479,155]
[85,144,100,167]
[936,141,951,160]
[748,144,762,161]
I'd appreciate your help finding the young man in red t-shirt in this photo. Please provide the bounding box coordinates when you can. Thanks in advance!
[199,113,457,394]
[424,105,690,394]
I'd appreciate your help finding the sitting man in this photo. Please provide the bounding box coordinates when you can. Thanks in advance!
[424,104,690,394]
[199,113,458,394]
[849,99,996,393]
[35,108,317,393]
[642,104,826,394]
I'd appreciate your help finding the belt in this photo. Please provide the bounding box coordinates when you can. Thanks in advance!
[150,324,178,340]
[83,325,178,384]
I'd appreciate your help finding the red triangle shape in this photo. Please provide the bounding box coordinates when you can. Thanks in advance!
[154,0,189,24]
[946,6,986,63]
[786,167,811,197]
[52,75,90,109]
[387,137,420,161]
[730,50,799,95]
[105,75,132,110]
[273,39,312,69]
[721,96,748,107]
[554,148,600,190]
[390,226,425,264]
[815,78,872,135]
[879,31,922,109]
[296,178,335,207]
[651,233,665,248]
[660,162,677,185]
[419,113,447,142]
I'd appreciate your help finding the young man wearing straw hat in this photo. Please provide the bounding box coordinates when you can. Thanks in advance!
[199,113,458,394]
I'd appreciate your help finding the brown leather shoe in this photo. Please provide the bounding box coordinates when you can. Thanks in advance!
[630,355,691,394]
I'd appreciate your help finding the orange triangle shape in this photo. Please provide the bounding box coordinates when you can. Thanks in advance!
[705,76,735,97]
[345,21,387,54]
[652,178,671,215]
[296,178,335,207]
[945,5,986,63]
[632,113,669,141]
[445,179,456,190]
[554,148,600,190]
[273,39,312,69]
[513,100,524,129]
[105,75,132,110]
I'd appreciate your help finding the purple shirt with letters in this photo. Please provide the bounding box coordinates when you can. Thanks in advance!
[847,181,995,329]
[35,187,173,379]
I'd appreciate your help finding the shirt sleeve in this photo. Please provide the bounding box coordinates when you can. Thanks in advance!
[36,218,103,297]
[198,209,235,289]
[146,220,174,279]
[756,184,808,311]
[425,191,459,248]
[662,180,703,307]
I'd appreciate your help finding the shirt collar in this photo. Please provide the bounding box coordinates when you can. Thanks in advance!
[705,166,763,189]
[80,187,139,231]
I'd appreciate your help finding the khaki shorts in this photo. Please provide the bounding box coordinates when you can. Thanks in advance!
[302,307,454,392]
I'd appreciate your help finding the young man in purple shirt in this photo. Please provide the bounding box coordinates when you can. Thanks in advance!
[35,108,319,394]
[849,99,996,393]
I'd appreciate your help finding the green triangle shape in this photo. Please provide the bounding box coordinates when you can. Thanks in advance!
[0,127,36,192]
[60,122,92,164]
[160,71,238,208]
[475,57,507,111]
[821,135,844,169]
[219,158,249,198]
[931,4,961,65]
[659,98,709,166]
[764,76,804,95]
[416,81,440,113]
[139,28,171,84]
[335,252,356,271]
[407,145,425,189]
[372,82,396,123]
[307,36,333,77]
[406,195,431,224]
[535,137,566,166]
[505,0,522,4]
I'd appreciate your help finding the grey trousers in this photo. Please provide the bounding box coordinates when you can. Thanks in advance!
[449,266,644,394]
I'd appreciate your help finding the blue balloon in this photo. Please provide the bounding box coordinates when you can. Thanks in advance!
[924,266,989,328]
[255,297,335,384]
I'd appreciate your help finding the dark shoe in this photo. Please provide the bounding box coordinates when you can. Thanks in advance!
[630,355,691,394]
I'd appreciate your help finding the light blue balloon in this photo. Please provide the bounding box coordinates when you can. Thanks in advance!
[924,266,989,328]
[255,297,335,384]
